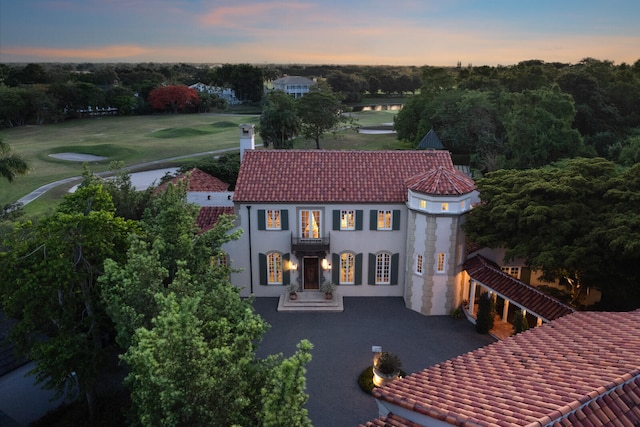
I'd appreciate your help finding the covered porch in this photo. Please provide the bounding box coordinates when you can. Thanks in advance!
[462,255,575,339]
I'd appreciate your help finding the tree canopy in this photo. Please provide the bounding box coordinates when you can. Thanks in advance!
[148,85,199,113]
[296,89,356,149]
[463,157,640,310]
[0,138,29,182]
[259,90,301,149]
[0,180,136,421]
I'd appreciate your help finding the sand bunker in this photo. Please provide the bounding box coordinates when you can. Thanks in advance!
[49,153,108,162]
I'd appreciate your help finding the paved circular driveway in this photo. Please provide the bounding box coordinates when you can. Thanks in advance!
[253,297,496,427]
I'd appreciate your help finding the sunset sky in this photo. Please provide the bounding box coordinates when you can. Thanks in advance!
[1,0,639,66]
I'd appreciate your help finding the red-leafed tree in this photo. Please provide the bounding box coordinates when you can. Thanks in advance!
[148,85,199,113]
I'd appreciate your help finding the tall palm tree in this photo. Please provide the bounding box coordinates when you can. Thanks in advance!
[0,139,29,183]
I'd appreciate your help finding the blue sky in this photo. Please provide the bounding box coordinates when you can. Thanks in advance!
[1,0,638,65]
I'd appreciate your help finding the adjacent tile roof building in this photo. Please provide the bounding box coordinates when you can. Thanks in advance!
[464,255,575,322]
[367,310,640,427]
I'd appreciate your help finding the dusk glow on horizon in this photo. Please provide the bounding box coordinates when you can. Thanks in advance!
[1,0,639,66]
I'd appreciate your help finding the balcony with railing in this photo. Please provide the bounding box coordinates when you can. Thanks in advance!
[291,234,330,252]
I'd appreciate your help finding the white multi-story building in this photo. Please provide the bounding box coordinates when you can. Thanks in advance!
[270,76,316,99]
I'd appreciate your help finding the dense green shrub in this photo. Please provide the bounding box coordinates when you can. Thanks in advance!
[475,292,495,334]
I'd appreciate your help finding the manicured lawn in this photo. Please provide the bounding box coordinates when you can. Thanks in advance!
[0,110,401,210]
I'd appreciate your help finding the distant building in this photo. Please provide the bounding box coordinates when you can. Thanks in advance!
[189,82,241,105]
[271,76,316,98]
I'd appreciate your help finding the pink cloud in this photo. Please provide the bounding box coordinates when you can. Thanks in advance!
[199,2,314,27]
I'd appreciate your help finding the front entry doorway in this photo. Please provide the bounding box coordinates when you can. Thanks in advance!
[303,257,320,290]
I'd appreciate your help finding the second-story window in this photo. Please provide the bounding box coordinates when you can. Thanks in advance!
[416,254,423,275]
[377,210,392,230]
[267,209,281,230]
[300,209,321,239]
[341,210,355,230]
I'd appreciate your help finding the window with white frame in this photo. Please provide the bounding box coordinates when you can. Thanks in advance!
[300,209,321,239]
[501,266,521,279]
[340,210,355,230]
[436,253,446,273]
[266,209,281,230]
[267,252,283,284]
[211,252,228,268]
[340,252,355,284]
[419,199,427,209]
[376,253,391,284]
[377,210,392,230]
[415,254,423,275]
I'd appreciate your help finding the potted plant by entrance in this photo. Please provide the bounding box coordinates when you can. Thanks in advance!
[372,352,402,387]
[287,283,299,300]
[320,281,336,300]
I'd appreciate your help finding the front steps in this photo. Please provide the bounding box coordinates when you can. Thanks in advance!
[277,291,344,312]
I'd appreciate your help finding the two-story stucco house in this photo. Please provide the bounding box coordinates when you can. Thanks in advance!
[270,76,316,99]
[224,125,479,316]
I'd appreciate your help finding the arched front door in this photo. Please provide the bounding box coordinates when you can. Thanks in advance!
[303,257,320,290]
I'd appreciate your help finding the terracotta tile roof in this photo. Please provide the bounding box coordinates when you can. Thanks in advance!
[405,166,476,196]
[372,310,640,427]
[233,150,456,203]
[361,413,424,427]
[464,255,575,322]
[196,206,234,233]
[155,168,229,193]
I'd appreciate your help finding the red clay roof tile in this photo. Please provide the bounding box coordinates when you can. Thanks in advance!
[156,168,229,193]
[196,206,234,233]
[371,310,640,427]
[464,255,575,321]
[405,166,476,196]
[233,150,457,203]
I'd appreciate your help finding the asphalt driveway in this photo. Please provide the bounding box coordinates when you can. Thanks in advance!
[253,297,496,427]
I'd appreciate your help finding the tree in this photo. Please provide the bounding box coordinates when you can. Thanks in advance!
[463,157,640,309]
[296,89,356,149]
[261,340,313,427]
[0,181,135,422]
[106,85,137,116]
[148,85,199,113]
[502,85,587,169]
[512,310,529,335]
[326,70,368,102]
[475,293,495,334]
[211,64,264,102]
[259,90,300,149]
[101,163,153,220]
[0,139,29,182]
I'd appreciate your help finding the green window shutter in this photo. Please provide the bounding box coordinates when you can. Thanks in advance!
[368,253,376,284]
[355,210,363,230]
[283,253,290,285]
[332,210,340,230]
[355,253,362,285]
[392,210,401,230]
[281,210,289,230]
[259,253,267,285]
[369,210,377,230]
[391,253,399,285]
[332,253,339,283]
[258,210,266,230]
[521,267,532,285]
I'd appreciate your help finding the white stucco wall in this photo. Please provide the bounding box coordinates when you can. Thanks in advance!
[187,191,234,207]
[226,203,408,298]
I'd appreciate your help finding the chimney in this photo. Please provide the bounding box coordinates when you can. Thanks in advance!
[239,124,255,161]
